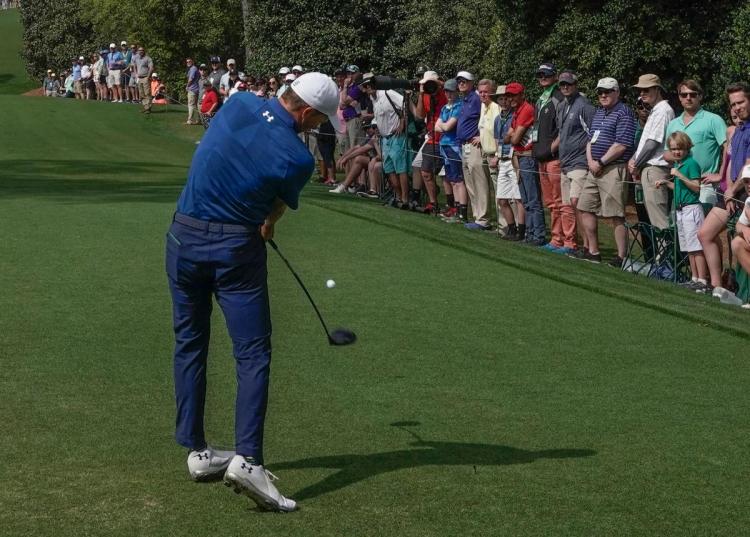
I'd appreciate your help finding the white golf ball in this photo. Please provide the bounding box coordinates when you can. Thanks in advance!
[326,279,336,289]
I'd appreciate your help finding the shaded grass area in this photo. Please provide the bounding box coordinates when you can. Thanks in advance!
[2,23,750,535]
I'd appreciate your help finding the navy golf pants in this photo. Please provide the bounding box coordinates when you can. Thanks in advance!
[166,213,271,463]
[518,155,546,241]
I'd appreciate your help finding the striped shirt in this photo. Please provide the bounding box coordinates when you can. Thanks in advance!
[589,101,636,163]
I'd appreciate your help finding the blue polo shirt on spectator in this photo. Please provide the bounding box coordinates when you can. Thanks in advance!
[589,101,636,163]
[439,100,463,147]
[187,64,199,93]
[493,110,514,158]
[107,50,123,70]
[456,90,480,145]
[177,93,315,226]
[72,64,81,81]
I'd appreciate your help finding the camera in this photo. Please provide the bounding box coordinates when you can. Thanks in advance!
[363,75,439,96]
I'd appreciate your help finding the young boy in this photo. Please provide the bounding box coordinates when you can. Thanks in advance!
[655,131,709,289]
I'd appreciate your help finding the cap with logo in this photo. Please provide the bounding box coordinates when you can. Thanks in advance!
[292,65,304,73]
[505,82,525,95]
[359,72,375,87]
[121,40,127,46]
[109,43,116,49]
[278,66,290,75]
[443,79,458,92]
[151,73,159,78]
[536,63,556,76]
[227,58,236,66]
[345,65,359,73]
[199,63,207,69]
[596,77,619,91]
[210,56,221,63]
[494,85,507,96]
[632,74,663,90]
[78,56,84,61]
[559,71,577,84]
[456,71,474,81]
[290,72,341,131]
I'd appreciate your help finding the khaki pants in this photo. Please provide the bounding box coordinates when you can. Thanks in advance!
[346,117,363,149]
[187,91,198,123]
[641,165,670,230]
[461,144,492,226]
[138,77,151,111]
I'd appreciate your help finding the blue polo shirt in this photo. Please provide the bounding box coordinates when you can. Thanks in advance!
[177,93,315,226]
[438,100,463,147]
[589,101,636,163]
[455,90,480,145]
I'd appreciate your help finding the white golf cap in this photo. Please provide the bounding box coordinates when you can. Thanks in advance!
[78,56,84,60]
[456,70,474,81]
[292,65,304,72]
[291,72,341,131]
[419,70,439,84]
[227,58,236,65]
[279,66,290,75]
[596,77,619,90]
[151,72,158,78]
[284,73,296,82]
[741,164,750,180]
[109,43,116,48]
[121,40,127,45]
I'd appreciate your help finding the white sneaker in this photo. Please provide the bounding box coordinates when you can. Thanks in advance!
[329,184,346,194]
[187,446,235,481]
[223,455,297,512]
[711,286,727,299]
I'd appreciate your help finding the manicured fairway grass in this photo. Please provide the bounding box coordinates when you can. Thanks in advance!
[2,11,750,535]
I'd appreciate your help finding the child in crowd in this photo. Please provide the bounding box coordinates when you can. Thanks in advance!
[435,78,468,222]
[656,131,709,289]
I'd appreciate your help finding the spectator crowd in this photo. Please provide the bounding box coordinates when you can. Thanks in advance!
[39,44,750,307]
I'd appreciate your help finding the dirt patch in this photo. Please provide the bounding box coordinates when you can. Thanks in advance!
[22,87,43,97]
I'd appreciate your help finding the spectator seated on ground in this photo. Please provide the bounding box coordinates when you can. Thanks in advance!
[150,73,167,105]
[730,165,750,307]
[330,121,382,198]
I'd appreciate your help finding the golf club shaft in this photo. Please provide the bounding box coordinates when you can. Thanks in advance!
[268,239,332,336]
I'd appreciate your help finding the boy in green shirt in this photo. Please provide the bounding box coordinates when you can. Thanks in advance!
[656,131,708,287]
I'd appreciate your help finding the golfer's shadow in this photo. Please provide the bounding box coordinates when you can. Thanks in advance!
[273,422,596,501]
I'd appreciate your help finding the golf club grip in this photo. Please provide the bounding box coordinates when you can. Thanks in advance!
[268,240,331,335]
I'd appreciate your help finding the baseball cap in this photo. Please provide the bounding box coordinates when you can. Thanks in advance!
[292,65,304,73]
[741,164,750,180]
[359,72,375,86]
[199,63,207,69]
[284,73,296,82]
[227,58,236,66]
[278,66,290,75]
[210,56,221,63]
[494,85,507,96]
[346,64,359,73]
[151,73,158,78]
[536,63,556,76]
[78,56,84,60]
[109,43,116,49]
[290,72,341,131]
[121,40,127,46]
[47,69,52,73]
[559,71,577,84]
[596,77,619,91]
[633,74,663,90]
[456,70,474,81]
[443,79,458,92]
[419,70,439,84]
[333,68,345,76]
[505,82,525,94]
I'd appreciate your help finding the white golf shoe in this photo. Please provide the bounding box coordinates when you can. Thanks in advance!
[187,446,235,481]
[223,455,297,512]
[329,184,346,194]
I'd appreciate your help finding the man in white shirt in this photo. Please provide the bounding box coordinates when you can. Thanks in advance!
[628,74,675,230]
[361,76,409,206]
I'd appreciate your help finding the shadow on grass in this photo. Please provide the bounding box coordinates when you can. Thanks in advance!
[274,436,596,501]
[0,159,187,203]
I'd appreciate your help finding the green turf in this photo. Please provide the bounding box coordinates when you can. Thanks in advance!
[0,9,35,95]
[2,16,750,536]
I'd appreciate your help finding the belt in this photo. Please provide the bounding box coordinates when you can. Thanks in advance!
[515,150,532,157]
[676,202,701,211]
[499,157,513,161]
[174,212,259,234]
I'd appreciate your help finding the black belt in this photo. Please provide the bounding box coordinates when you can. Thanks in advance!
[676,202,701,211]
[174,212,259,234]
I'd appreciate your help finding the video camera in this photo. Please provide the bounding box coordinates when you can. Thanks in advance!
[362,75,439,96]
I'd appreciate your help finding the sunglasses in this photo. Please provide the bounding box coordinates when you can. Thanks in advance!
[679,91,699,98]
[558,82,574,88]
[536,73,553,79]
[596,88,615,96]
[457,79,469,84]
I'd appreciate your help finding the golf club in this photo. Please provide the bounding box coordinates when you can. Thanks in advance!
[268,239,357,346]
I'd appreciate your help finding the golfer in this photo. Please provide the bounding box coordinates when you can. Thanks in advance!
[165,72,339,512]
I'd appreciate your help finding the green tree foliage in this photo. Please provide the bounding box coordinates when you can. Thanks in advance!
[20,0,96,81]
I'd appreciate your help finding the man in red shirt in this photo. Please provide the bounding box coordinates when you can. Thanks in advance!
[506,82,545,243]
[410,71,448,213]
[200,81,220,129]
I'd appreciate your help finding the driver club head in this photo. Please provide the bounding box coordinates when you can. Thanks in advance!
[328,328,357,346]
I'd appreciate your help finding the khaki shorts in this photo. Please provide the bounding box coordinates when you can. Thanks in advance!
[576,164,627,218]
[561,168,588,205]
[107,70,121,88]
